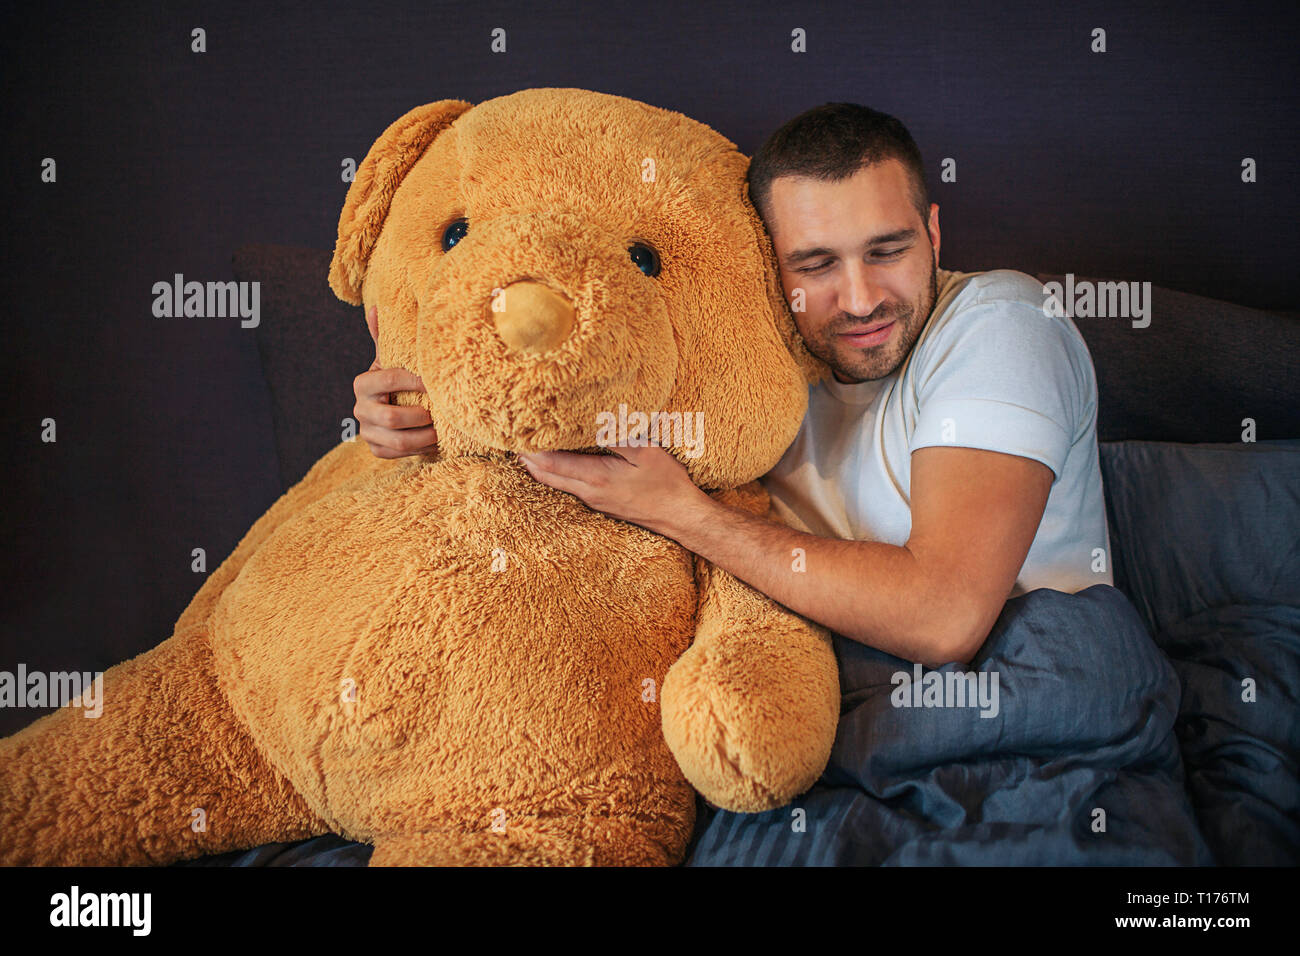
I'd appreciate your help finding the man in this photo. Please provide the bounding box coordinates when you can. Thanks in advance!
[353,103,1111,668]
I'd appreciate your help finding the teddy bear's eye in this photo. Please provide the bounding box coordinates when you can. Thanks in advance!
[628,242,661,278]
[441,218,468,252]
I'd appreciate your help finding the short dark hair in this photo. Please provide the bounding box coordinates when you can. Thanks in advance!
[748,103,930,229]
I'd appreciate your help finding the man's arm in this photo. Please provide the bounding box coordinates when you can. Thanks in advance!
[518,443,1053,667]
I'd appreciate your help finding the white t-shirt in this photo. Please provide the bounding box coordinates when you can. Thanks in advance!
[760,268,1113,598]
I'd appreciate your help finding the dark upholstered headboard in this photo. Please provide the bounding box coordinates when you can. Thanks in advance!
[234,244,374,491]
[1036,272,1299,446]
[234,244,1300,492]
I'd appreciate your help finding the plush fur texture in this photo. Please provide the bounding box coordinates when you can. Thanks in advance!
[0,88,841,866]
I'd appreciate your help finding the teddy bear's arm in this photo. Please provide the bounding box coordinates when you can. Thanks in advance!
[660,482,841,814]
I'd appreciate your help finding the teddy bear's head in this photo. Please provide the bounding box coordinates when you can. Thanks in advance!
[329,87,827,489]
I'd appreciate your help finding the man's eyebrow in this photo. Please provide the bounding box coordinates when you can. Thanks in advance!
[781,228,919,266]
[865,228,919,246]
[782,246,836,265]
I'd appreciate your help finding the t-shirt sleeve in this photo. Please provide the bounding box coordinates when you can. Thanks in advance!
[907,290,1094,481]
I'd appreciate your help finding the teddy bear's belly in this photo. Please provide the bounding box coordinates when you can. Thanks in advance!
[210,456,699,838]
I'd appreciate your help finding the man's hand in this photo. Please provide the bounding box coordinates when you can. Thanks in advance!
[517,444,710,533]
[352,304,439,459]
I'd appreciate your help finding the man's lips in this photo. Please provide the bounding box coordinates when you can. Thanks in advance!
[837,320,895,345]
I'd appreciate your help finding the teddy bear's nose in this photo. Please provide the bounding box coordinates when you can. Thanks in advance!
[492,280,575,354]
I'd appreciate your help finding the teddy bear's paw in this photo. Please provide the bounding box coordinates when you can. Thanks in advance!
[660,634,839,815]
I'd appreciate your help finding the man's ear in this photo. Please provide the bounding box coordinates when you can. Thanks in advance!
[328,99,475,305]
[738,160,830,386]
[927,202,941,268]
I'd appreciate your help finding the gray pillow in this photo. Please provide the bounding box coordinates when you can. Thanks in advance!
[1100,439,1300,638]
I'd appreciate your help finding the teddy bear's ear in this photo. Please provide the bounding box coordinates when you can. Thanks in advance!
[737,158,829,387]
[328,99,475,305]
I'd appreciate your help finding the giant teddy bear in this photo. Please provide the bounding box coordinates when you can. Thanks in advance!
[0,88,840,866]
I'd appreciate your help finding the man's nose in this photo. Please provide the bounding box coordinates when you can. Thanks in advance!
[838,261,886,318]
[492,280,575,354]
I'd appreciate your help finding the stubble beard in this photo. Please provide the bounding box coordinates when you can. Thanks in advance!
[810,255,939,384]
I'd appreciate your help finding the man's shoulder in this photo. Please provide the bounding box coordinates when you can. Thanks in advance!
[942,268,1048,315]
[908,267,1099,433]
[925,268,1084,350]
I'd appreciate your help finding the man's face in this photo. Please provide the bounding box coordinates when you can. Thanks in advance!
[766,159,941,383]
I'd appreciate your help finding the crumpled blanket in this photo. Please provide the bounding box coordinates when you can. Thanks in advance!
[685,584,1213,865]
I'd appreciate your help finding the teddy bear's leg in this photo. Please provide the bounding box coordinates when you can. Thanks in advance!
[369,814,685,867]
[0,620,331,866]
[660,486,841,815]
[0,440,386,866]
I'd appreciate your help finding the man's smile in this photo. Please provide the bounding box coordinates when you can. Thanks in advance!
[837,320,895,347]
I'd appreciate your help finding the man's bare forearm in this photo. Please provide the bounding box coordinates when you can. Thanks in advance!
[654,491,966,665]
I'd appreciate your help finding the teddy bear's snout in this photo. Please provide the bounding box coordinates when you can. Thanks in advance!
[492,279,575,354]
